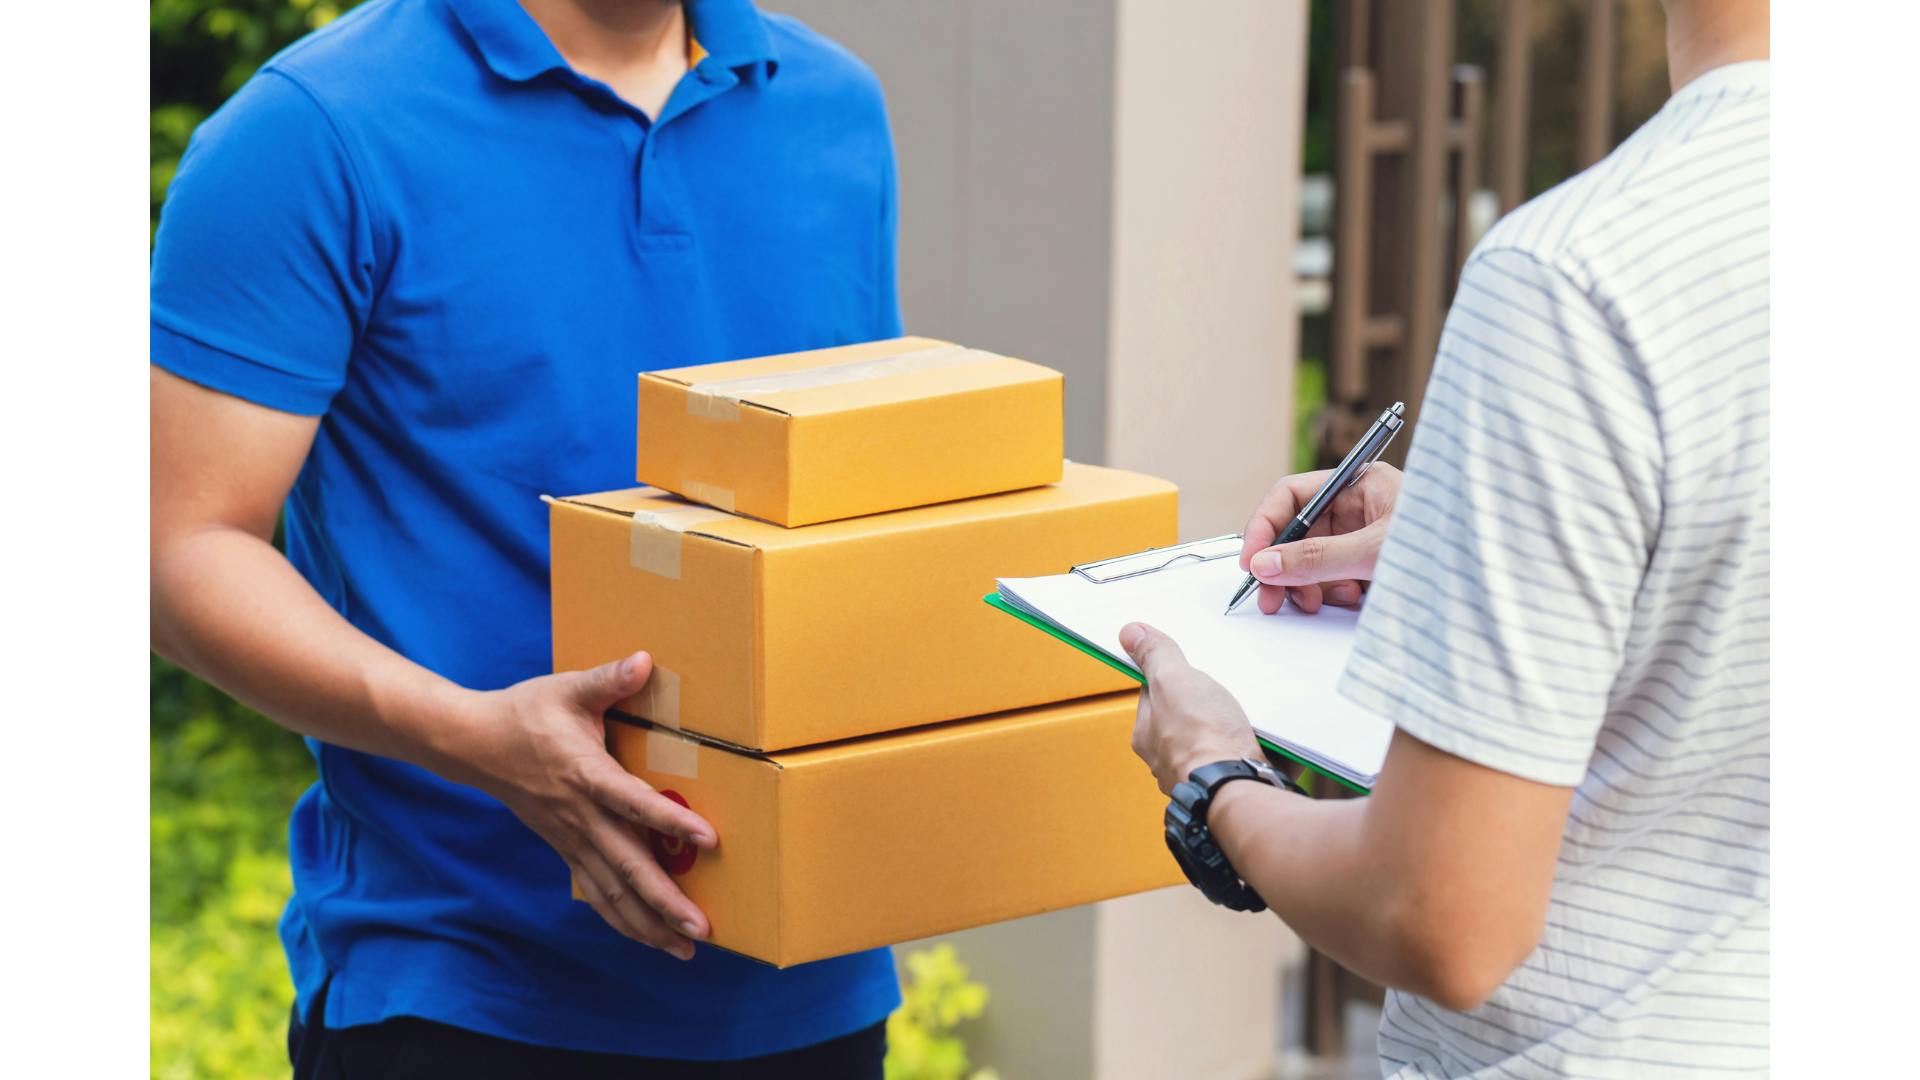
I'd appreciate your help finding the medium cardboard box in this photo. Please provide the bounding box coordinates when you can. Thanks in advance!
[600,692,1181,967]
[635,336,1065,526]
[549,463,1177,751]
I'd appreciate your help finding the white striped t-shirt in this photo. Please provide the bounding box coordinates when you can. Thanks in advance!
[1337,61,1769,1078]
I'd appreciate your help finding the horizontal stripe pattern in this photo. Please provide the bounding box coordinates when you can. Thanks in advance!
[1337,61,1770,1078]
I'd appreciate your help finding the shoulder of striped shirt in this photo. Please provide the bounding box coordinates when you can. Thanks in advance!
[1465,86,1769,295]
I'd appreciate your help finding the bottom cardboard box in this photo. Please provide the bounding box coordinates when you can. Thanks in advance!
[591,691,1181,968]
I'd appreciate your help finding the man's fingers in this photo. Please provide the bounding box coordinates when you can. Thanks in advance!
[591,812,710,946]
[1240,514,1278,572]
[579,754,717,849]
[1322,579,1365,607]
[1257,582,1287,615]
[568,651,654,712]
[1239,470,1332,571]
[1119,622,1188,678]
[568,851,665,948]
[1248,519,1386,586]
[1289,582,1325,614]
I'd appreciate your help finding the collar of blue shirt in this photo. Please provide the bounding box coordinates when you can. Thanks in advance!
[445,0,780,87]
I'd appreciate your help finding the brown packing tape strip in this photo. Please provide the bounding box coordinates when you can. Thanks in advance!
[645,727,699,778]
[680,480,736,513]
[639,666,682,728]
[628,506,730,580]
[683,344,1003,421]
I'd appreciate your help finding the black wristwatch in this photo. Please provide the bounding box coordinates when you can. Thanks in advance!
[1164,758,1302,912]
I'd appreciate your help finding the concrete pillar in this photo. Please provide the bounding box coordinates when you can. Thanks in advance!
[768,2,1310,1076]
[1105,0,1306,538]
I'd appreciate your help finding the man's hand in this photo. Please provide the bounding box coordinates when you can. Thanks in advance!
[1119,623,1261,795]
[440,651,718,961]
[1239,463,1402,614]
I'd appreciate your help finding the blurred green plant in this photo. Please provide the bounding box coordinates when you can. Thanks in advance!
[1294,354,1328,473]
[150,5,355,1069]
[151,655,315,1080]
[151,0,357,234]
[885,944,997,1080]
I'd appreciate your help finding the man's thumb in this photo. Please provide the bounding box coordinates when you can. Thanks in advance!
[1120,622,1182,675]
[1249,526,1381,586]
[571,651,652,710]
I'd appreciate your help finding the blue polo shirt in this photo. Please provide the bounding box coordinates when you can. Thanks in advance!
[150,0,902,1059]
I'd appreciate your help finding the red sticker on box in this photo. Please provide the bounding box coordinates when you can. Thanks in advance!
[649,789,699,876]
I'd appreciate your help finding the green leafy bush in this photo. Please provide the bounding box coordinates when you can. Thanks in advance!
[151,0,358,233]
[885,944,998,1080]
[151,656,315,1079]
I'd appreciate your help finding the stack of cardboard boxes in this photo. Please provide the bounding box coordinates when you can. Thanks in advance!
[549,336,1184,967]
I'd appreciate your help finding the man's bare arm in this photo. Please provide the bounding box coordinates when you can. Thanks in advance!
[150,366,474,760]
[1120,624,1571,1010]
[1209,731,1571,1009]
[151,365,717,957]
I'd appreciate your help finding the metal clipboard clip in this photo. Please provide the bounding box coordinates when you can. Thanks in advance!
[1070,534,1244,584]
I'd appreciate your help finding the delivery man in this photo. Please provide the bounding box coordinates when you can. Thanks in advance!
[150,0,902,1075]
[1123,0,1769,1075]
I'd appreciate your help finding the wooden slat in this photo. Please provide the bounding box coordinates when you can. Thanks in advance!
[1362,314,1404,349]
[1493,0,1533,211]
[1451,64,1485,292]
[1577,0,1617,169]
[1385,0,1453,465]
[1369,119,1411,153]
[1330,67,1376,406]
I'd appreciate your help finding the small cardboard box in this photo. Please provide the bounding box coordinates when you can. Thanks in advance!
[549,463,1177,751]
[601,691,1181,967]
[635,336,1065,526]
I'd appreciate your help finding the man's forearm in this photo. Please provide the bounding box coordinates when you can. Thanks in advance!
[1205,780,1419,993]
[152,524,478,776]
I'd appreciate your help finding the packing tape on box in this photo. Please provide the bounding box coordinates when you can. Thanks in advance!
[639,665,682,728]
[680,480,736,513]
[629,506,729,580]
[645,727,699,778]
[684,344,1002,421]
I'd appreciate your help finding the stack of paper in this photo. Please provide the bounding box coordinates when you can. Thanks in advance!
[992,538,1393,791]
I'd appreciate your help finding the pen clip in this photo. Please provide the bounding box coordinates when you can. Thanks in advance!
[1071,534,1243,584]
[1342,402,1406,490]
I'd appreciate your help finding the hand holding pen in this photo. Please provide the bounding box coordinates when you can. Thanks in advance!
[1227,402,1406,615]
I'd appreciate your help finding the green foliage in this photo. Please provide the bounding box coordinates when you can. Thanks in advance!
[1294,354,1328,473]
[150,0,360,232]
[150,1,355,1061]
[151,656,316,1080]
[884,945,997,1080]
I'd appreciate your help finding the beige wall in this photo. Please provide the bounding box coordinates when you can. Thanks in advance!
[1106,0,1307,539]
[772,1,1310,1075]
[767,1,1119,463]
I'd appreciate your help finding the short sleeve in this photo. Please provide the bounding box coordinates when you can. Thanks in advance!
[872,99,904,338]
[150,69,376,416]
[1336,248,1663,786]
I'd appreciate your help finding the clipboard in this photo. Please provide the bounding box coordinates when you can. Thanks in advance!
[987,535,1383,794]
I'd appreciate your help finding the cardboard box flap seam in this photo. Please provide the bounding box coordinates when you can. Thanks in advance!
[639,336,954,387]
[560,467,1175,555]
[677,344,1003,410]
[643,345,1058,423]
[550,494,757,551]
[609,712,779,763]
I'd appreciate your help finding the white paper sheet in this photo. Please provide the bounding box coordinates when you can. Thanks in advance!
[997,554,1393,787]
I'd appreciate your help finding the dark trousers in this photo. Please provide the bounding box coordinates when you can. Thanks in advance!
[289,986,887,1080]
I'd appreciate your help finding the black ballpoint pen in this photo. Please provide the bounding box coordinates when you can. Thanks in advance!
[1225,401,1407,614]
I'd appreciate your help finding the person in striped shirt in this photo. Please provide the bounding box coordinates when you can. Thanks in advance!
[1122,1,1768,1075]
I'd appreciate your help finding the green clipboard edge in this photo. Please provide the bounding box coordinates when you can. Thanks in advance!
[983,592,1370,796]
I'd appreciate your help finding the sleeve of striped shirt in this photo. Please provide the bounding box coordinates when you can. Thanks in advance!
[1335,247,1664,787]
